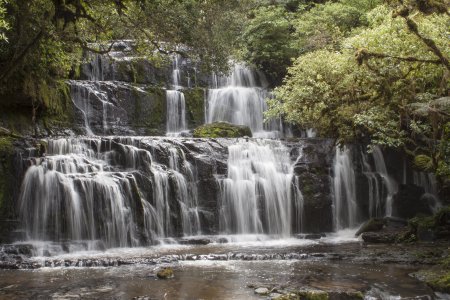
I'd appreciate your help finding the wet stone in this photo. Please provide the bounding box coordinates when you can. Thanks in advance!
[269,293,283,299]
[254,287,269,295]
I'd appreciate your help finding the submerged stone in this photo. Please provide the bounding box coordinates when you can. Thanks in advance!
[295,233,325,240]
[156,267,174,279]
[193,122,252,138]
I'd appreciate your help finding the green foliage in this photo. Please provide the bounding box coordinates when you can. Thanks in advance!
[240,5,297,84]
[267,1,449,182]
[0,0,8,42]
[292,1,373,52]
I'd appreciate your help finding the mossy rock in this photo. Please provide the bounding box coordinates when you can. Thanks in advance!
[156,267,174,279]
[428,272,450,293]
[298,290,329,300]
[407,206,450,241]
[0,136,17,221]
[193,122,252,138]
[416,269,450,294]
[183,88,205,128]
[355,218,386,237]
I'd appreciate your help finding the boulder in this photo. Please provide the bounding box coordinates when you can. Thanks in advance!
[193,122,252,138]
[355,218,386,237]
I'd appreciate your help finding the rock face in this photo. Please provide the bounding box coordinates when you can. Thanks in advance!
[392,184,433,219]
[193,122,252,138]
[293,139,334,233]
[2,136,343,250]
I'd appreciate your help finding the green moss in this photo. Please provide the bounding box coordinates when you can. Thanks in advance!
[157,267,174,279]
[300,177,315,198]
[132,59,146,84]
[0,136,16,219]
[428,271,450,293]
[40,81,75,131]
[193,122,252,138]
[0,137,14,153]
[298,290,329,300]
[183,88,205,128]
[407,206,450,241]
[131,86,166,134]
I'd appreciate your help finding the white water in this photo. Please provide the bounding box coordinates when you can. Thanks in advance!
[371,146,398,216]
[413,171,441,212]
[206,64,283,138]
[69,81,115,135]
[166,55,188,136]
[333,147,358,230]
[218,139,300,236]
[166,90,187,136]
[19,138,204,249]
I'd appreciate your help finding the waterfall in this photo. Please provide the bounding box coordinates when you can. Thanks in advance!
[166,55,187,136]
[218,139,299,236]
[168,147,201,236]
[413,171,441,212]
[206,64,283,138]
[166,91,187,136]
[361,150,383,218]
[18,137,206,249]
[371,146,398,216]
[333,146,358,230]
[69,81,114,135]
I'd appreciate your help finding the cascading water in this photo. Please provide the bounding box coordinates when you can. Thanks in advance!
[413,171,441,212]
[206,64,283,138]
[166,55,188,136]
[333,146,358,230]
[166,91,187,135]
[18,137,206,252]
[361,150,383,218]
[218,139,300,236]
[371,146,398,216]
[360,146,398,218]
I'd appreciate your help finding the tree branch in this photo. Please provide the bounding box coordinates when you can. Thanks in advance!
[356,48,442,65]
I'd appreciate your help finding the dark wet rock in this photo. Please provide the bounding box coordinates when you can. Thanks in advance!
[355,218,386,237]
[179,238,211,245]
[407,206,450,242]
[293,139,334,233]
[193,122,252,138]
[156,267,174,279]
[361,231,398,243]
[295,233,326,240]
[392,184,433,219]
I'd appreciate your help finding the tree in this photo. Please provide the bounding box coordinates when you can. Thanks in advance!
[0,0,249,135]
[267,1,449,191]
[239,5,297,85]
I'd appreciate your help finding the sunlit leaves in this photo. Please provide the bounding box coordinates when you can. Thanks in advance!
[0,0,9,42]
